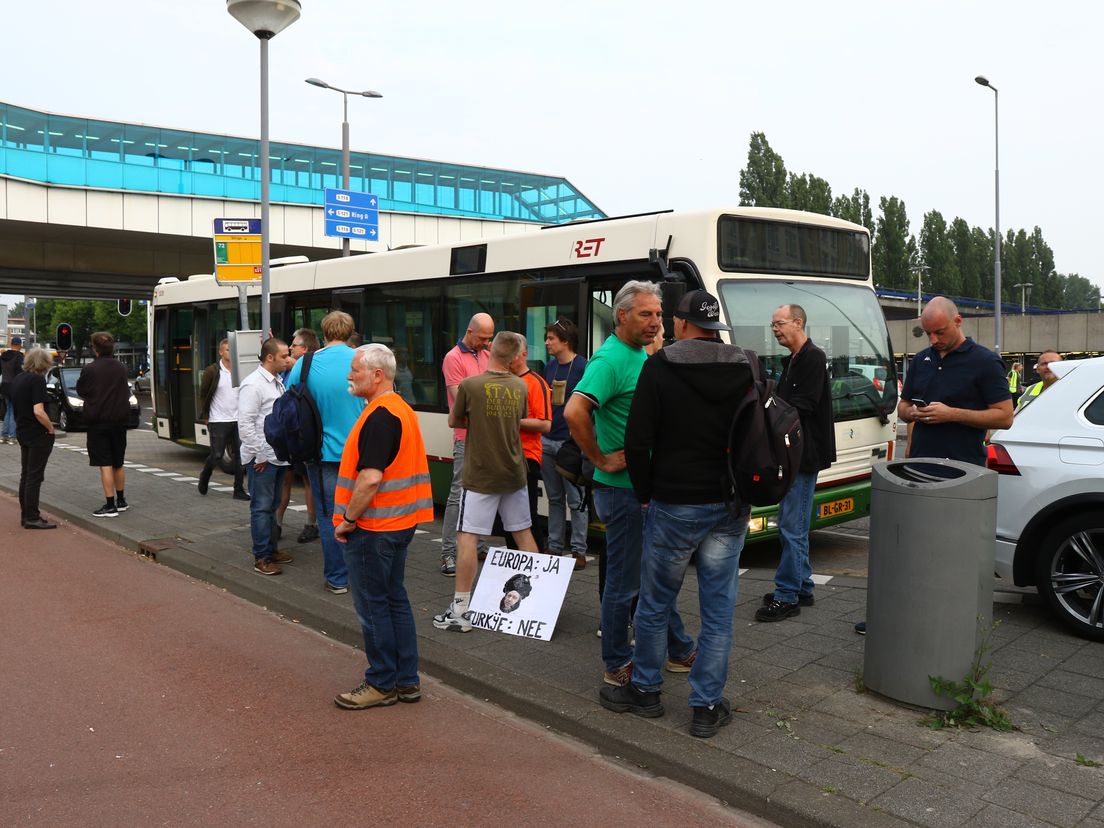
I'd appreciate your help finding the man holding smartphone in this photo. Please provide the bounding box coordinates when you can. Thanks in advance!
[899,296,1012,467]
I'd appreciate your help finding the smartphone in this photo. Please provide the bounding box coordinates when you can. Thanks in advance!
[911,398,927,407]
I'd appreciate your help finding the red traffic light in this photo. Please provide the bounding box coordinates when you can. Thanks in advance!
[56,323,73,352]
[118,298,132,317]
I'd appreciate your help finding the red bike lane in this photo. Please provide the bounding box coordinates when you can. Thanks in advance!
[0,493,768,827]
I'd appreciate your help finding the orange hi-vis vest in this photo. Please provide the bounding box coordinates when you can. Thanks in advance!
[333,392,434,532]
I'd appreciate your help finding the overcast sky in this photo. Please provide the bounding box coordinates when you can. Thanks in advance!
[3,0,1101,309]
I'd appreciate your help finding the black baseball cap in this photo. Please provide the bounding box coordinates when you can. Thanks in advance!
[674,289,731,331]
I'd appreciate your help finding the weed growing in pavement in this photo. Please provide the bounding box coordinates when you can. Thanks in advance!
[853,669,866,694]
[765,708,798,738]
[820,785,838,795]
[1076,753,1103,768]
[921,619,1015,733]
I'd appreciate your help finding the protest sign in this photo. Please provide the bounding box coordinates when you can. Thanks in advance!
[467,547,574,641]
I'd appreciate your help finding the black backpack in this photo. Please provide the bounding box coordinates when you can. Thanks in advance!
[724,349,803,510]
[264,351,323,464]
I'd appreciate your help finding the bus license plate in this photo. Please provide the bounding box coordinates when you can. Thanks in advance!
[818,498,854,519]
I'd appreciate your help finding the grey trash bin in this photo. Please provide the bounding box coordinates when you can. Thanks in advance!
[863,458,998,710]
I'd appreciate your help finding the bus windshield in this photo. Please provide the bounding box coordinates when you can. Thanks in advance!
[718,280,897,422]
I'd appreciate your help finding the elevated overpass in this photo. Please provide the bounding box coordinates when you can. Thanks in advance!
[0,101,604,300]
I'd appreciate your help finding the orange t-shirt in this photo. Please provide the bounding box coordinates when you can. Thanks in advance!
[519,370,551,464]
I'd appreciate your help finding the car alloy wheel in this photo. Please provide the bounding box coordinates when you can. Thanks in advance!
[1035,513,1104,642]
[59,410,69,432]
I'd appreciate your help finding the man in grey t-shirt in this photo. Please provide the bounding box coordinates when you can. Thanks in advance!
[433,332,539,633]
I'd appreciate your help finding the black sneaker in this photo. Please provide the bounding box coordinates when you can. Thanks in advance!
[761,591,814,607]
[691,698,733,738]
[854,621,867,635]
[598,683,664,718]
[233,490,251,502]
[115,496,129,512]
[755,599,800,622]
[297,524,320,543]
[92,504,118,518]
[197,471,210,496]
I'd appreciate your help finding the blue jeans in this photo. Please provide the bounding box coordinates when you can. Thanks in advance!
[593,485,694,672]
[2,401,15,439]
[246,463,288,560]
[440,439,485,558]
[307,462,349,588]
[772,471,818,604]
[344,525,419,691]
[541,436,588,554]
[633,501,749,708]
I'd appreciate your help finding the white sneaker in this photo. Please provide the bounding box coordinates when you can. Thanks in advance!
[432,608,472,633]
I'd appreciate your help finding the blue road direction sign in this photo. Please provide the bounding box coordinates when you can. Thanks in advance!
[324,188,380,241]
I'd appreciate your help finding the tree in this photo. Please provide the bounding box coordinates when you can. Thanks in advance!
[786,173,832,215]
[831,188,875,238]
[949,218,983,299]
[1061,273,1100,310]
[919,210,958,296]
[739,132,789,208]
[872,196,913,290]
[35,299,148,357]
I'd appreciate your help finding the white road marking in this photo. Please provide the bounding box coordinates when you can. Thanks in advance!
[136,467,164,473]
[811,573,834,585]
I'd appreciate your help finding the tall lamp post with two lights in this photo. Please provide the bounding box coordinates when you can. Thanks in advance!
[975,74,1002,353]
[226,0,302,339]
[305,78,383,257]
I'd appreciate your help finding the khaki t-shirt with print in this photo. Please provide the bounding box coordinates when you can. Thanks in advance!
[453,370,528,493]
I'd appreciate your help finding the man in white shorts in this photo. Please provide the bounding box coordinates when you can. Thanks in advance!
[433,331,539,632]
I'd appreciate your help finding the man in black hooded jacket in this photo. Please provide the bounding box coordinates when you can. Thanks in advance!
[599,289,753,739]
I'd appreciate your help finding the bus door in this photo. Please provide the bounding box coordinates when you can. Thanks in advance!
[519,279,586,370]
[170,308,196,443]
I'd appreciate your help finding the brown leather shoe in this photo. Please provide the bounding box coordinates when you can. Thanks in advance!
[573,552,587,571]
[603,661,633,687]
[396,684,422,703]
[270,550,294,564]
[254,558,282,576]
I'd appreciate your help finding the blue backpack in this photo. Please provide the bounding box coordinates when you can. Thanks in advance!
[264,352,323,464]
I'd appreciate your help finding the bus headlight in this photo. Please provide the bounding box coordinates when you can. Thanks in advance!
[748,517,766,533]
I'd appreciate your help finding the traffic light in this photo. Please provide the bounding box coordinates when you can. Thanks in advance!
[56,323,73,352]
[118,298,132,317]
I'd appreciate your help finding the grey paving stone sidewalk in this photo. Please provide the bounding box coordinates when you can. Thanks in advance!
[4,433,1104,828]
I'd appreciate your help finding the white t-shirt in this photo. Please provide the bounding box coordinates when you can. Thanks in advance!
[208,362,239,423]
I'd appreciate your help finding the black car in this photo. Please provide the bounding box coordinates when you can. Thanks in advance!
[45,367,141,431]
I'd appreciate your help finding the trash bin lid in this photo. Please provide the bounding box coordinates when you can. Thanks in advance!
[871,458,997,500]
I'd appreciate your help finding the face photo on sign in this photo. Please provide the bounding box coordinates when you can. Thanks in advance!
[500,573,533,613]
[468,548,576,642]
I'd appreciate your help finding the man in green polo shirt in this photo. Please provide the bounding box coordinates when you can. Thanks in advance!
[565,280,695,689]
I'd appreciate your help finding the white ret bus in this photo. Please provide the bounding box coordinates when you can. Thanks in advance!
[149,207,899,540]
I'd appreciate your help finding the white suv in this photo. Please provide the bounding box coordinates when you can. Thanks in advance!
[988,356,1104,641]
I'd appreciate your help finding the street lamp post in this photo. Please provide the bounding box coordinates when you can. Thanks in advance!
[909,259,929,316]
[305,78,383,257]
[227,0,302,340]
[1013,282,1033,315]
[975,75,1002,353]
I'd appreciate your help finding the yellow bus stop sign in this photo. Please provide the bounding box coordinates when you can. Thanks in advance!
[213,218,262,285]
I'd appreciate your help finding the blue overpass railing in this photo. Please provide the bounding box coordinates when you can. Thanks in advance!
[876,286,1099,316]
[0,101,605,225]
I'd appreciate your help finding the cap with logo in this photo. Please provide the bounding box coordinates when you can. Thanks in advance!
[673,289,731,331]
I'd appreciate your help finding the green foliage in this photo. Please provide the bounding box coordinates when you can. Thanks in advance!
[873,196,913,290]
[737,133,1090,309]
[1075,753,1102,768]
[921,620,1015,733]
[34,298,148,355]
[739,132,789,208]
[920,210,958,296]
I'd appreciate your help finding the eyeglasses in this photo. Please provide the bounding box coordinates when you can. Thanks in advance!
[770,319,794,330]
